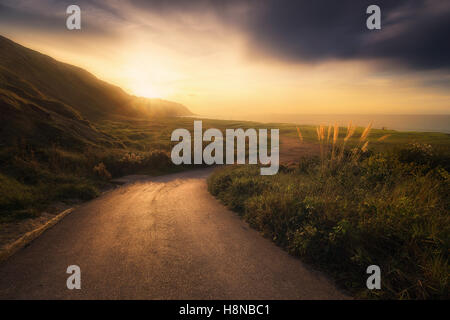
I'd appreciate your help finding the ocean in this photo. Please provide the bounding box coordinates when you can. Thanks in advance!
[210,114,450,133]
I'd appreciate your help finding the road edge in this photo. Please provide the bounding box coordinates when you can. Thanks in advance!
[0,208,74,263]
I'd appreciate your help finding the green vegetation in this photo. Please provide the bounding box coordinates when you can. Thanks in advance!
[1,114,448,223]
[208,125,450,299]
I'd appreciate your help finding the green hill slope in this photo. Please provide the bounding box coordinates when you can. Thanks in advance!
[0,35,191,148]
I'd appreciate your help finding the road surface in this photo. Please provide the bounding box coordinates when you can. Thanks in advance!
[0,169,348,299]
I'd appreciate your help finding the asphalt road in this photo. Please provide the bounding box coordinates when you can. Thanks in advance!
[0,169,348,299]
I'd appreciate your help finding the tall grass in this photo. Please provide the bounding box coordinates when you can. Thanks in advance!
[299,121,377,171]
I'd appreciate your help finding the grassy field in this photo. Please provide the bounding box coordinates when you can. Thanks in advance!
[207,122,450,299]
[2,116,448,222]
[0,117,276,222]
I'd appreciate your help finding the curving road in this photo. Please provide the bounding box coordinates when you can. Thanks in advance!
[0,168,348,299]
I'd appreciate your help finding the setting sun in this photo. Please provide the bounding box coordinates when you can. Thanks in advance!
[129,82,160,99]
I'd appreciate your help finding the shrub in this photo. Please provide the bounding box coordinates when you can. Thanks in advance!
[0,173,35,211]
[93,162,112,180]
[398,142,433,165]
[54,182,99,201]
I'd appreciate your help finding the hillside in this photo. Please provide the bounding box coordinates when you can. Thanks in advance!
[0,35,191,148]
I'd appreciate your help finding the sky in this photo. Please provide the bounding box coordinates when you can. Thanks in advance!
[0,0,449,117]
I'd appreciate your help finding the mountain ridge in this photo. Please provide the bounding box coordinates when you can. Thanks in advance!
[0,34,192,147]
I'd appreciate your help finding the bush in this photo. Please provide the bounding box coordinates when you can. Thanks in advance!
[93,162,112,180]
[398,142,433,165]
[398,143,450,171]
[54,182,99,201]
[0,173,35,211]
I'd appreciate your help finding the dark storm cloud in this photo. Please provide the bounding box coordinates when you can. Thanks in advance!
[118,0,450,70]
[0,2,64,31]
[126,0,450,71]
[1,0,449,71]
[243,0,450,70]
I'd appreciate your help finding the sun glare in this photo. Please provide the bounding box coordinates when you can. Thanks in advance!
[123,69,164,98]
[131,83,160,99]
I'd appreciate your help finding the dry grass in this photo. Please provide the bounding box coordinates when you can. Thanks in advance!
[297,121,375,170]
[378,134,391,142]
